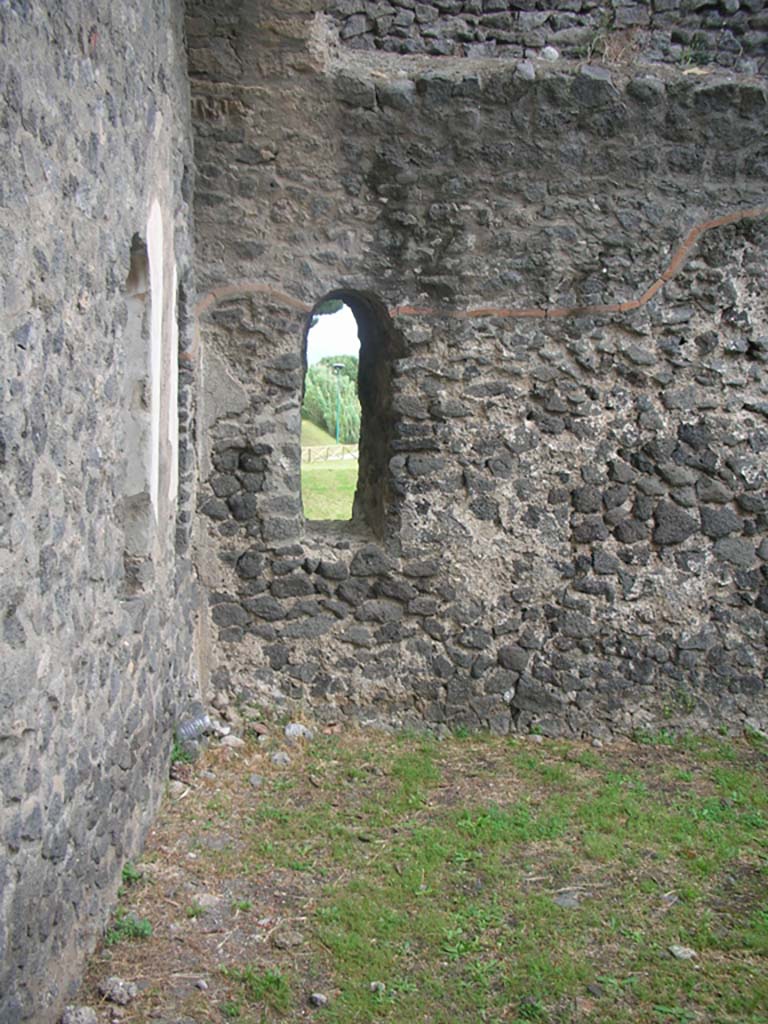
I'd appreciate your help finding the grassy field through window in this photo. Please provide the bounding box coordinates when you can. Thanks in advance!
[301,418,357,520]
[301,300,360,522]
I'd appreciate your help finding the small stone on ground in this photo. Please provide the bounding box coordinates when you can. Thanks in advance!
[285,722,314,741]
[220,734,245,748]
[668,944,697,960]
[99,977,138,1005]
[553,891,581,909]
[61,1008,98,1024]
[272,928,304,949]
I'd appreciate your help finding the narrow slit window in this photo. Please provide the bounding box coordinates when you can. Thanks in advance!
[301,300,361,522]
[122,233,154,590]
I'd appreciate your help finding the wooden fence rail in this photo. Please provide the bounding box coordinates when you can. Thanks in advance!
[301,444,359,463]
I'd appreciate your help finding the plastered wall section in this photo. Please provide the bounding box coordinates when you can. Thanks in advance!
[0,3,198,1021]
[188,3,767,739]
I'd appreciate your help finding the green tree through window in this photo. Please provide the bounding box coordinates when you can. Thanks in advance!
[303,358,360,445]
[301,302,360,520]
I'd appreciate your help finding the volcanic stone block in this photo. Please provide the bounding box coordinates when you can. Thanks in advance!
[243,596,285,621]
[512,676,566,714]
[653,502,698,546]
[271,575,315,598]
[356,599,404,623]
[714,538,755,568]
[227,493,259,521]
[350,544,393,576]
[236,549,264,578]
[571,485,602,513]
[210,473,240,497]
[318,560,349,580]
[497,644,530,672]
[700,506,742,539]
[572,516,609,543]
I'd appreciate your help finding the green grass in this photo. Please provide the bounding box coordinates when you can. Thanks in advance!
[121,860,142,886]
[170,736,193,764]
[301,416,358,519]
[301,459,357,520]
[247,736,768,1023]
[221,965,291,1013]
[86,733,768,1024]
[105,906,152,946]
[301,418,336,446]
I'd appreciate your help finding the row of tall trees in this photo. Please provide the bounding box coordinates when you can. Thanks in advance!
[302,356,360,444]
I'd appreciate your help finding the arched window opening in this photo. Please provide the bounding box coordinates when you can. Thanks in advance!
[301,300,361,522]
[301,290,406,537]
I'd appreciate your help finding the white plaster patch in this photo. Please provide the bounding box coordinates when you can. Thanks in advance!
[147,198,164,518]
[168,263,179,504]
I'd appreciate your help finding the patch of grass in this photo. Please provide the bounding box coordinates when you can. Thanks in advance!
[118,860,144,896]
[633,727,679,747]
[121,860,142,886]
[171,737,193,764]
[301,418,337,446]
[82,732,768,1024]
[186,900,204,919]
[221,965,291,1013]
[105,907,152,946]
[388,742,440,809]
[301,459,357,520]
[745,726,768,752]
[679,38,712,67]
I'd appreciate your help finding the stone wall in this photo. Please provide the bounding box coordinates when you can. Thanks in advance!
[189,1,767,742]
[8,0,765,1016]
[328,0,768,72]
[0,3,199,1020]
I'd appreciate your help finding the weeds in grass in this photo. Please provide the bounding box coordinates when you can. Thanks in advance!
[745,726,768,751]
[118,860,143,897]
[170,737,193,765]
[517,995,547,1021]
[221,965,291,1013]
[105,907,152,946]
[86,732,768,1024]
[121,861,142,886]
[633,727,679,746]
